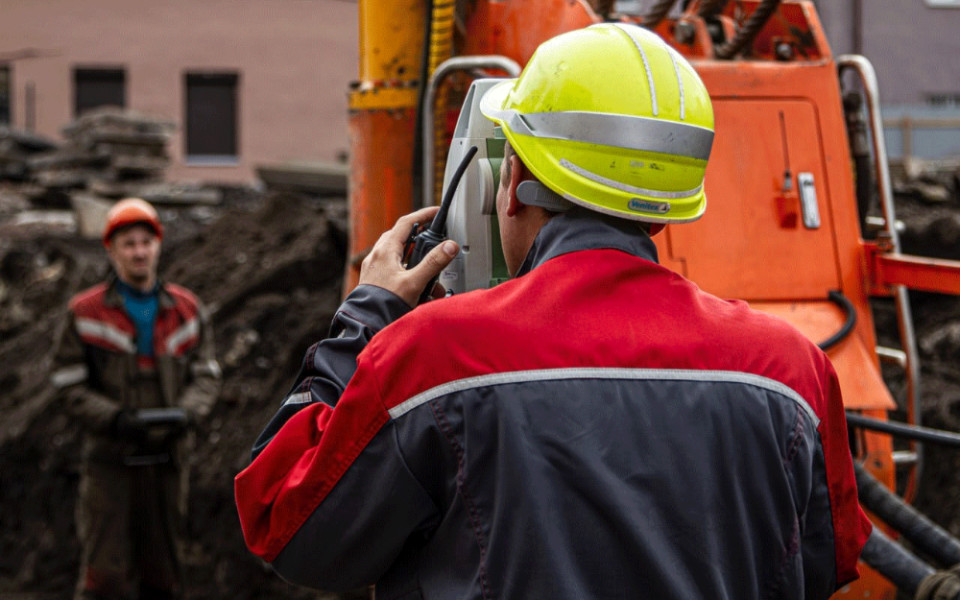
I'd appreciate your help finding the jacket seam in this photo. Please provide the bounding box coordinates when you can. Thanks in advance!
[429,400,492,600]
[761,513,800,600]
[765,408,806,600]
[785,407,805,466]
[334,307,376,333]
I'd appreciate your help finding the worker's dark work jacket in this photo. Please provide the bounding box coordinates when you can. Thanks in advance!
[52,275,221,464]
[236,210,871,600]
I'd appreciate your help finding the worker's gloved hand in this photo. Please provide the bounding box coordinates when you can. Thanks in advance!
[113,409,147,442]
[138,407,191,446]
[163,410,192,441]
[359,206,460,307]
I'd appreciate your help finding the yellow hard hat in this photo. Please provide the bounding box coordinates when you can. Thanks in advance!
[480,23,714,226]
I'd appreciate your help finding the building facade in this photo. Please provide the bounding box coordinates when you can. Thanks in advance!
[3,0,958,177]
[0,0,357,183]
[816,0,960,159]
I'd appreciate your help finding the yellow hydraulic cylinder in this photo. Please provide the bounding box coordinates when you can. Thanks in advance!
[347,0,428,292]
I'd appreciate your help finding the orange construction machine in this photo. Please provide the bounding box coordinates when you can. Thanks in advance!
[345,1,960,597]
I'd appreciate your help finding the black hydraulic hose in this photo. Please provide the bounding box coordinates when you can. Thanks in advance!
[591,0,616,20]
[818,290,857,351]
[861,527,936,595]
[698,0,729,18]
[855,462,960,567]
[853,153,875,231]
[641,0,678,28]
[843,91,875,231]
[846,413,960,448]
[713,0,781,59]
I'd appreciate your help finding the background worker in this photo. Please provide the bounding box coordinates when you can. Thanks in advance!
[51,198,221,600]
[235,24,870,599]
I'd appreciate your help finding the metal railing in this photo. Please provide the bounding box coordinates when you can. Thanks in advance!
[883,116,960,162]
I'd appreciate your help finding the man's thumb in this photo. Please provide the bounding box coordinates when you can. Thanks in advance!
[418,240,459,276]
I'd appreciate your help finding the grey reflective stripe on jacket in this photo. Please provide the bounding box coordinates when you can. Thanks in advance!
[274,370,834,599]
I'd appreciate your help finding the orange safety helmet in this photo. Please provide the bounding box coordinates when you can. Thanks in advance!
[102,198,164,246]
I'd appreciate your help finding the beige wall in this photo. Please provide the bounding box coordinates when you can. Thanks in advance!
[815,0,960,106]
[0,0,358,183]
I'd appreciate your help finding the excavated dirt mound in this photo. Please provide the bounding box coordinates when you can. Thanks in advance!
[0,189,352,599]
[892,197,960,546]
[1,180,960,599]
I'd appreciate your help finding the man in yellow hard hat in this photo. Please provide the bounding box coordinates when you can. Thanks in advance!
[51,198,221,600]
[236,24,869,599]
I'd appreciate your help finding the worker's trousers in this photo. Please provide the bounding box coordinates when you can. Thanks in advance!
[74,460,184,600]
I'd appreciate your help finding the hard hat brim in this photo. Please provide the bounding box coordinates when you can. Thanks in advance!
[478,79,517,125]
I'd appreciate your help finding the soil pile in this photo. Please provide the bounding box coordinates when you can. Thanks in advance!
[887,180,960,545]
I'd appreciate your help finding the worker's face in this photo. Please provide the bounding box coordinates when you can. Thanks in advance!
[106,225,161,289]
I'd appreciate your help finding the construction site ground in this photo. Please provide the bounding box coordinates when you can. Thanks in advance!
[1,166,960,598]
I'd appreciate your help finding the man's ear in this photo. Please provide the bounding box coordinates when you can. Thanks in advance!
[505,153,525,218]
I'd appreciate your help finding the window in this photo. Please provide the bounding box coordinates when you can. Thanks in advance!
[74,68,126,116]
[185,72,239,160]
[0,65,10,125]
[925,0,960,6]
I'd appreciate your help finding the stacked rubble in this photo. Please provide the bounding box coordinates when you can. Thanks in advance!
[0,126,59,182]
[2,108,221,221]
[885,157,960,262]
[16,108,174,209]
[891,157,960,205]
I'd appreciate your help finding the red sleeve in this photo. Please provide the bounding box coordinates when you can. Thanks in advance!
[234,352,390,562]
[819,359,872,586]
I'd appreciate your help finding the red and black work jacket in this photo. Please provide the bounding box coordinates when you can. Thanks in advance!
[52,274,221,463]
[236,209,871,600]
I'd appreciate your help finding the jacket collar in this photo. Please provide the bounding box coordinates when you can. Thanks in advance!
[515,208,659,277]
[105,272,176,309]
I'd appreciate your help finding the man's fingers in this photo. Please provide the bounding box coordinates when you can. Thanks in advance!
[358,208,455,307]
[388,206,440,246]
[409,240,459,288]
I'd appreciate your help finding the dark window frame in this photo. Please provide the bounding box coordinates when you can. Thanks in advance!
[0,64,11,125]
[184,71,240,163]
[73,66,126,117]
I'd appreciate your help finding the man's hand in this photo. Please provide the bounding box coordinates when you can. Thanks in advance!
[359,206,460,307]
[113,409,147,442]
